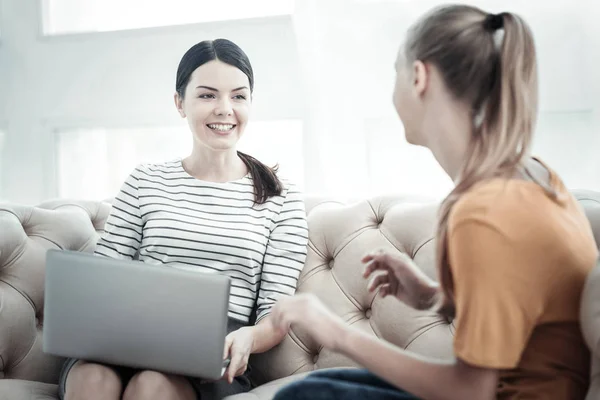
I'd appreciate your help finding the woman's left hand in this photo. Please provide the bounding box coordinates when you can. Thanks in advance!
[223,327,255,384]
[270,294,347,351]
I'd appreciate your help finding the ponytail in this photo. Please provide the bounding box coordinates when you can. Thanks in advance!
[410,10,544,318]
[238,151,283,204]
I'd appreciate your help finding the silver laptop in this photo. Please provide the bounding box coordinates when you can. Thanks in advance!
[43,249,231,380]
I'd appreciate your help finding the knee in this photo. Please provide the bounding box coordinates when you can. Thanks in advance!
[65,363,121,400]
[123,370,177,400]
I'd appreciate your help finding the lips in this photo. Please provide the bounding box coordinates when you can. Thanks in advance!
[207,123,236,133]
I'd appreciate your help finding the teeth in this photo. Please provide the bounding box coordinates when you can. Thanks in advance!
[208,124,234,132]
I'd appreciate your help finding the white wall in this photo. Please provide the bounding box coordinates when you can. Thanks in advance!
[291,0,600,196]
[0,0,303,204]
[1,0,599,204]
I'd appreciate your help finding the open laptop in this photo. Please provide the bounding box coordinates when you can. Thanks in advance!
[43,249,231,380]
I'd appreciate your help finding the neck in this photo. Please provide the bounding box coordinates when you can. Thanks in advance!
[424,101,472,183]
[183,145,247,183]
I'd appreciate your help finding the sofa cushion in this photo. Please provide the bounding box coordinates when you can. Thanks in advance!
[0,379,58,400]
[249,197,455,384]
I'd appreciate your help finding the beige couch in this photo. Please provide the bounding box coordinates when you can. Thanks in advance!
[0,192,598,400]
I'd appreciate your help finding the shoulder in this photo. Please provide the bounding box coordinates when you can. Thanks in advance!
[449,158,569,230]
[134,159,181,175]
[445,181,540,279]
[268,177,306,218]
[277,178,305,205]
[449,178,537,231]
[125,160,186,184]
[279,177,301,196]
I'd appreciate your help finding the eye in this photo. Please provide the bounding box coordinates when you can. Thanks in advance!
[198,93,215,99]
[233,94,247,100]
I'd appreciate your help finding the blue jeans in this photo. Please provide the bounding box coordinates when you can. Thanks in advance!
[273,369,420,400]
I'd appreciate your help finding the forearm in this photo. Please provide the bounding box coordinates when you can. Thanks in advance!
[248,315,286,354]
[336,327,495,400]
[418,280,441,310]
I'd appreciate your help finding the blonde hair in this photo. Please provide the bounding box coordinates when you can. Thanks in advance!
[404,5,546,317]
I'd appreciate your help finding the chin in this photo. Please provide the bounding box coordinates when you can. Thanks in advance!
[195,131,240,151]
[402,127,416,145]
[402,125,426,147]
[209,140,238,151]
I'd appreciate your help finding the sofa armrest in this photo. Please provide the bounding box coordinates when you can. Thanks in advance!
[0,379,58,400]
[581,259,600,358]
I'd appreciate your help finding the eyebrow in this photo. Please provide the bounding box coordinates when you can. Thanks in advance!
[196,85,249,92]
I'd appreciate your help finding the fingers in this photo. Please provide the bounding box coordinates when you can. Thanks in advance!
[363,250,409,279]
[379,283,390,297]
[363,259,376,278]
[363,258,392,279]
[361,253,375,263]
[235,362,248,378]
[367,273,397,299]
[363,259,386,279]
[362,249,390,278]
[226,351,245,384]
[367,271,390,292]
[270,294,320,336]
[223,335,233,360]
[361,249,384,264]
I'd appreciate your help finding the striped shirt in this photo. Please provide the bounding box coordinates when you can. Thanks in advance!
[95,159,309,324]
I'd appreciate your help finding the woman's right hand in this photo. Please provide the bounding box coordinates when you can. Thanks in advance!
[362,249,440,310]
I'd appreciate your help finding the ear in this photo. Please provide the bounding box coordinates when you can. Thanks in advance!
[412,60,429,97]
[174,92,186,118]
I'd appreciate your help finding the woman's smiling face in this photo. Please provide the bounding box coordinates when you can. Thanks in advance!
[175,59,252,151]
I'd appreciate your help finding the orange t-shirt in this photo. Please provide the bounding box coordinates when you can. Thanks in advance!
[448,167,598,399]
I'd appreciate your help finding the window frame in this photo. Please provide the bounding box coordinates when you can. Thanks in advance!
[38,0,295,38]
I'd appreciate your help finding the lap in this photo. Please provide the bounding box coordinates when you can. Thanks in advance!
[124,370,196,399]
[273,368,420,400]
[59,358,253,400]
[189,374,253,400]
[309,368,398,388]
[59,359,133,398]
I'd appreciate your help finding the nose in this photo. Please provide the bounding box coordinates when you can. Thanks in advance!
[214,97,233,117]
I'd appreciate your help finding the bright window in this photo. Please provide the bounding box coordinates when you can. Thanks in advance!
[41,0,295,35]
[532,111,600,191]
[55,120,304,200]
[363,109,600,199]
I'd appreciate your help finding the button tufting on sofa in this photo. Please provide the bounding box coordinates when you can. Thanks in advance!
[0,201,112,386]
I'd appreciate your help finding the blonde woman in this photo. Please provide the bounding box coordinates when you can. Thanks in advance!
[270,5,598,400]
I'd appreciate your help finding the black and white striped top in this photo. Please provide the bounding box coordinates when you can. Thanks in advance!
[95,159,309,324]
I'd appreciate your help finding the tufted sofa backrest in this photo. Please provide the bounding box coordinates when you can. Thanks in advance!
[250,196,454,382]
